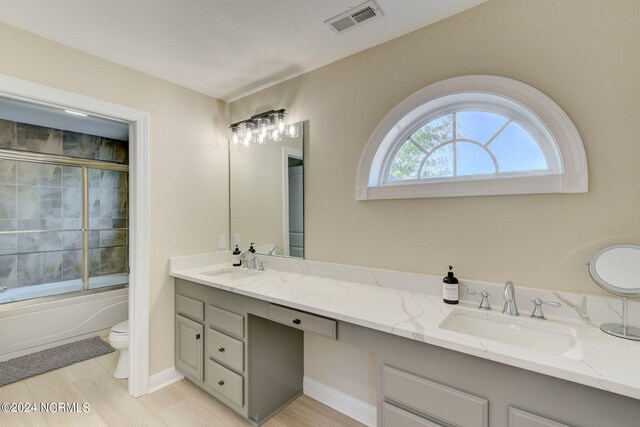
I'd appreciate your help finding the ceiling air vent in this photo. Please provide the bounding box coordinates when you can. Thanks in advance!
[324,0,383,35]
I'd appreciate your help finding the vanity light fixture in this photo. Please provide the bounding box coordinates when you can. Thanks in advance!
[229,109,298,146]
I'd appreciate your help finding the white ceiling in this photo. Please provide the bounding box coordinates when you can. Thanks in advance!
[0,0,487,102]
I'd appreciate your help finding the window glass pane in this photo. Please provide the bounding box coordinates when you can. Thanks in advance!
[412,114,453,152]
[420,144,453,178]
[457,111,508,144]
[389,141,426,181]
[456,142,495,176]
[88,168,128,289]
[490,123,547,172]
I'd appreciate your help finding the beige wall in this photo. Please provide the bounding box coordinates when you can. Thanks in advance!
[0,23,229,375]
[230,0,640,404]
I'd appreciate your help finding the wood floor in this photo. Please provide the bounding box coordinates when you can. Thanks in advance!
[0,350,365,427]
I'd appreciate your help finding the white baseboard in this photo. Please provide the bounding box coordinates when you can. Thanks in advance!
[303,376,377,427]
[149,367,184,393]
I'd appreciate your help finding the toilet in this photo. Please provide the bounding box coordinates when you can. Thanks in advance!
[108,320,129,379]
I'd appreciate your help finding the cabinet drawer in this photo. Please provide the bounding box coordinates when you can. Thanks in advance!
[509,407,572,427]
[268,304,336,339]
[382,402,445,427]
[382,365,488,427]
[206,305,244,338]
[176,294,204,321]
[207,328,244,373]
[206,358,244,407]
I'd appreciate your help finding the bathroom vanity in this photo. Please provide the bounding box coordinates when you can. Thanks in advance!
[170,255,640,427]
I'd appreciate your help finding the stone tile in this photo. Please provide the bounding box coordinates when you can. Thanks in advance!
[17,231,62,253]
[0,119,16,149]
[0,254,17,289]
[0,160,16,184]
[0,220,16,232]
[17,185,39,219]
[62,250,82,281]
[40,252,62,284]
[114,191,128,219]
[62,166,82,188]
[0,233,16,255]
[39,186,62,219]
[63,218,82,230]
[89,190,100,219]
[62,230,82,250]
[101,170,128,191]
[99,190,113,219]
[89,248,101,276]
[18,219,62,231]
[89,230,100,249]
[38,164,62,187]
[16,123,62,155]
[99,138,128,164]
[0,185,16,219]
[101,219,128,229]
[17,253,39,286]
[17,161,38,185]
[100,246,127,275]
[89,169,101,189]
[63,187,81,218]
[100,230,127,247]
[62,131,99,159]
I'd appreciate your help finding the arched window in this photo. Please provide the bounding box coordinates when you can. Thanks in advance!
[357,76,587,200]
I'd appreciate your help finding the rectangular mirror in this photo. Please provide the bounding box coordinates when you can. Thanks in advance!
[229,122,304,258]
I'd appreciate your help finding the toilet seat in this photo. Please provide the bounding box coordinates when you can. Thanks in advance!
[111,320,128,334]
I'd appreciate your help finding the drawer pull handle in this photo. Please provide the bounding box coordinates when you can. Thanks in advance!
[218,380,224,386]
[293,318,301,325]
[195,334,201,340]
[218,347,225,352]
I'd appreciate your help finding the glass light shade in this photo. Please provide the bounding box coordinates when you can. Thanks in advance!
[273,112,286,133]
[257,118,270,138]
[286,123,300,138]
[271,128,282,141]
[229,126,240,145]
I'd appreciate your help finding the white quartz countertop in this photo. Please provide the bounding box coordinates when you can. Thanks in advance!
[170,262,640,401]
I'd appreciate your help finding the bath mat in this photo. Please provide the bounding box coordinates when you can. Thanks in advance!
[0,336,115,387]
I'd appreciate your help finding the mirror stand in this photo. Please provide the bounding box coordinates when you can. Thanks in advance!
[600,297,640,341]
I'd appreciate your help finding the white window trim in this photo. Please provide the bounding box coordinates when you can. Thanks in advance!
[356,75,588,200]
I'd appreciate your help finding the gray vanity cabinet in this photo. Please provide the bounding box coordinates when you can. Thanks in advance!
[176,314,204,381]
[508,407,572,427]
[174,279,306,426]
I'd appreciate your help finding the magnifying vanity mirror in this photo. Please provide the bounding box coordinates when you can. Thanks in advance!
[588,243,640,340]
[229,121,304,258]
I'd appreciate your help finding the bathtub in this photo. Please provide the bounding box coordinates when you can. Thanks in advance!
[0,275,128,361]
[0,274,128,304]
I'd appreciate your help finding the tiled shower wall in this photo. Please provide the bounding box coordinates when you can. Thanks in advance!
[0,118,128,289]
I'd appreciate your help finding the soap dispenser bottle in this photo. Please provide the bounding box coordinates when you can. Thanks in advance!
[443,265,459,305]
[232,245,241,267]
[249,243,256,253]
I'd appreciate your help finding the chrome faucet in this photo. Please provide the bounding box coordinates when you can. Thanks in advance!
[0,286,6,293]
[502,281,519,316]
[239,250,257,270]
[530,298,561,320]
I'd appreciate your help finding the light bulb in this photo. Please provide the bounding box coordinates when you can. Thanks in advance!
[286,123,299,138]
[273,112,286,134]
[271,129,282,141]
[258,118,269,139]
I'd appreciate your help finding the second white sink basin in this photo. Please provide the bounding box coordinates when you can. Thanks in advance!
[201,267,261,281]
[439,309,583,360]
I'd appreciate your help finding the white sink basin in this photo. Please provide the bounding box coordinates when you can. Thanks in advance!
[439,309,583,360]
[201,267,261,281]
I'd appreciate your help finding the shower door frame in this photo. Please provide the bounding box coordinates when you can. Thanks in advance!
[0,73,150,398]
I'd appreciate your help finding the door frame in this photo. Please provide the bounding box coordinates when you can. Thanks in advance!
[282,146,303,257]
[0,73,150,397]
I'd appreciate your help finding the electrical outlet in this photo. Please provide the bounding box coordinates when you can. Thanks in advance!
[233,234,241,247]
[218,235,226,249]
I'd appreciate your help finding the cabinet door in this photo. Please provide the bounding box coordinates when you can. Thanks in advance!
[509,407,572,427]
[176,314,204,381]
